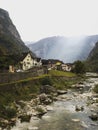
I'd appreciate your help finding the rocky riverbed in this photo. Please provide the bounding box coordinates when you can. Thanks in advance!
[1,73,98,130]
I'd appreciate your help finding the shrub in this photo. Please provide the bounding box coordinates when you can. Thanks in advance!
[4,106,17,119]
[19,115,31,122]
[72,60,86,74]
[41,77,52,85]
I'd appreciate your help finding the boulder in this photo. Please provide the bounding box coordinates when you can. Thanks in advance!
[75,105,84,111]
[72,119,80,122]
[39,93,53,105]
[42,115,50,120]
[89,113,98,121]
[81,121,88,128]
[39,93,47,102]
[57,90,67,95]
[46,106,54,111]
[27,126,39,130]
[36,105,47,116]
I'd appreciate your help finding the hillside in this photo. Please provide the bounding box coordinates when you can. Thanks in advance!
[87,41,98,71]
[26,35,98,63]
[0,8,36,69]
[0,8,29,55]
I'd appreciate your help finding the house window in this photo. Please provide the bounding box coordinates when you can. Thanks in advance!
[24,62,26,66]
[27,62,30,64]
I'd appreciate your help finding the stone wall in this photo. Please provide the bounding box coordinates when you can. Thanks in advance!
[0,69,44,84]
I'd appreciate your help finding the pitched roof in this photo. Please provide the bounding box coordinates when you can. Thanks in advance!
[19,52,36,61]
[36,58,41,62]
[42,59,63,65]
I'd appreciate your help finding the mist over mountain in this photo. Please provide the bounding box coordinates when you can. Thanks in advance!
[26,35,98,63]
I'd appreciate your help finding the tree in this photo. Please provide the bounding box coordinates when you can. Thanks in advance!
[72,60,86,74]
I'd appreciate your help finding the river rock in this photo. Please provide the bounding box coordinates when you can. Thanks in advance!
[89,113,98,121]
[39,93,53,105]
[42,115,50,120]
[36,105,47,116]
[2,119,9,124]
[76,84,85,89]
[91,123,98,126]
[46,106,54,111]
[33,98,40,106]
[27,126,38,130]
[72,84,81,89]
[39,93,48,102]
[75,105,84,111]
[93,94,98,98]
[81,121,88,128]
[30,116,39,121]
[57,90,67,95]
[72,119,80,122]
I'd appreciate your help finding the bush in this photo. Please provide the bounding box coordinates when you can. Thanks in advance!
[19,115,31,122]
[4,107,17,119]
[72,60,86,74]
[41,77,52,85]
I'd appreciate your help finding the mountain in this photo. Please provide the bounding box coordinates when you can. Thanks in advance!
[87,41,98,71]
[0,8,36,69]
[0,8,29,55]
[26,35,98,63]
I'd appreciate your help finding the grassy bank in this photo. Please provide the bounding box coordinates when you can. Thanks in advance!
[49,70,76,77]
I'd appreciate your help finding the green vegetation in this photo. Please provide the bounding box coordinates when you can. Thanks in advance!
[0,71,80,101]
[41,76,52,85]
[3,106,17,119]
[72,60,86,74]
[49,70,76,77]
[0,70,82,123]
[36,106,46,115]
[19,115,31,122]
[87,42,98,72]
[86,60,98,72]
[0,55,18,69]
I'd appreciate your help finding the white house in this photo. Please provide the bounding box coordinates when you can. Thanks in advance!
[61,64,71,72]
[19,52,42,71]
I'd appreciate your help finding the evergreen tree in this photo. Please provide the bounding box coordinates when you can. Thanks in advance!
[72,60,86,74]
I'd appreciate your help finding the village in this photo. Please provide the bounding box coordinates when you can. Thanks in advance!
[9,52,73,73]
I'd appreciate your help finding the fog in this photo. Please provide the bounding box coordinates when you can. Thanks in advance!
[27,35,97,63]
[44,36,96,63]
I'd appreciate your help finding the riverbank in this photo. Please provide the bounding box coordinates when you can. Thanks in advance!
[0,70,81,129]
[11,73,98,130]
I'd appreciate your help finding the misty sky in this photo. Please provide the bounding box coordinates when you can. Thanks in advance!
[0,0,98,41]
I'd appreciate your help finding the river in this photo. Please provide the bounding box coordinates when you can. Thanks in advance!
[12,73,98,130]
